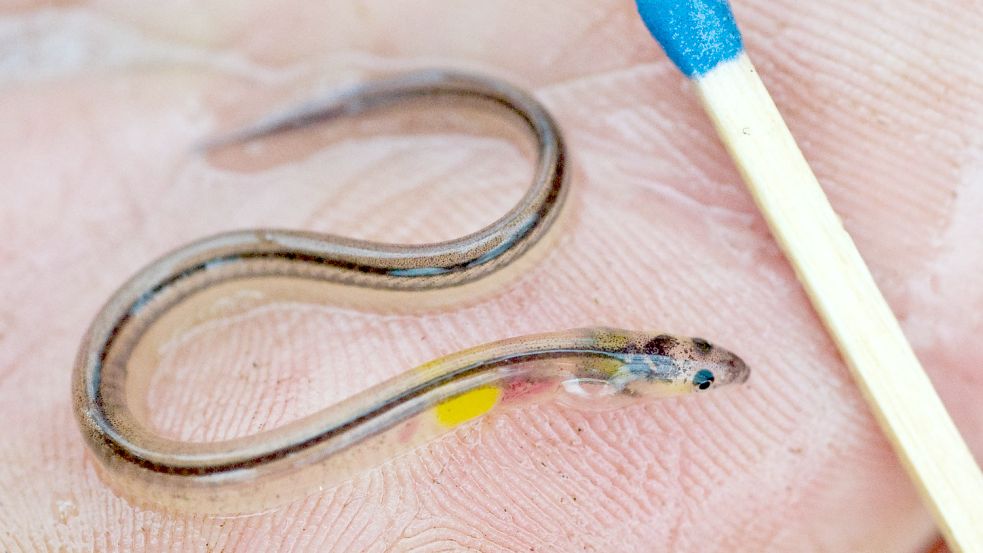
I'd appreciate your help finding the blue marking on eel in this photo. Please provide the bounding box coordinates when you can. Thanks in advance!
[635,0,743,77]
[387,267,451,277]
[467,216,538,269]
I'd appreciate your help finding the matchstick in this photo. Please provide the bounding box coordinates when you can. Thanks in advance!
[634,1,983,550]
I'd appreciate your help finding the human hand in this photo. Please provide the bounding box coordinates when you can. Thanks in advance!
[1,1,979,550]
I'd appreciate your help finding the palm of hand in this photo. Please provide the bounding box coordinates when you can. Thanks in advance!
[1,1,980,551]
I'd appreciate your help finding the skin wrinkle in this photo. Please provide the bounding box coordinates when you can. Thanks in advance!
[0,10,283,85]
[284,137,526,243]
[545,68,760,216]
[432,462,526,548]
[740,0,972,259]
[0,0,981,551]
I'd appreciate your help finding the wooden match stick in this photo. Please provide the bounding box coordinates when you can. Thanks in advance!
[634,1,983,550]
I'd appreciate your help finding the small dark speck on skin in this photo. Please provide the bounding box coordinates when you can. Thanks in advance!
[789,446,804,454]
[251,361,260,369]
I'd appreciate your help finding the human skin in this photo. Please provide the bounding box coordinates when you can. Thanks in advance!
[0,0,980,551]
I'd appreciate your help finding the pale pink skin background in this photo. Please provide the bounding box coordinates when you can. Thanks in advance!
[1,0,980,551]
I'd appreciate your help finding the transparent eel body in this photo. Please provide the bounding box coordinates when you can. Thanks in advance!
[72,70,750,514]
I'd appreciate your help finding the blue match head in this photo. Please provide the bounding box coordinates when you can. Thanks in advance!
[635,0,744,77]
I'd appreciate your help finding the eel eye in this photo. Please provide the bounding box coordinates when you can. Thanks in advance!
[693,369,715,390]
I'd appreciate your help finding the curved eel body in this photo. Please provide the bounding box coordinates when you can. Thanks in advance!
[72,70,749,514]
